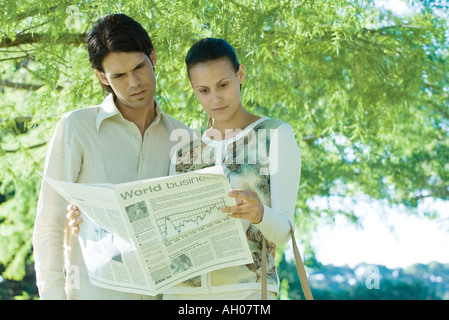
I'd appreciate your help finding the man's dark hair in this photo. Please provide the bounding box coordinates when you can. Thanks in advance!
[86,14,154,93]
[185,38,240,76]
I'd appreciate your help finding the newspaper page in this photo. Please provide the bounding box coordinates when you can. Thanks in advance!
[40,165,253,295]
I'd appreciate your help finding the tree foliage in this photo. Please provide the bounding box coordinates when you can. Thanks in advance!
[0,0,448,299]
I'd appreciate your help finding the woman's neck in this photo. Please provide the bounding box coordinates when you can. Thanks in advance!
[209,109,260,141]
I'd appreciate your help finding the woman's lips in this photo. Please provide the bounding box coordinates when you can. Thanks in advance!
[212,106,228,112]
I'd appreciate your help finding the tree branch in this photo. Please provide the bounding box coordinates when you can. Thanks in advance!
[0,80,43,91]
[0,34,43,48]
[0,116,56,124]
[302,135,321,142]
[0,55,30,63]
[361,24,424,34]
[16,6,58,21]
[428,100,449,121]
[0,33,86,48]
[2,142,48,153]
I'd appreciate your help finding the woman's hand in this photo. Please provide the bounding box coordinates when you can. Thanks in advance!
[221,189,264,224]
[66,204,82,236]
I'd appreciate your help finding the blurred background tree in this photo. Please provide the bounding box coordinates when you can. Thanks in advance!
[0,0,447,299]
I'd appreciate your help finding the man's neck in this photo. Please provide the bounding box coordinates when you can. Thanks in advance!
[115,97,156,138]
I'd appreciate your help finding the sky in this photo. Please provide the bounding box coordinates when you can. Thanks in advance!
[310,198,449,269]
[374,0,416,15]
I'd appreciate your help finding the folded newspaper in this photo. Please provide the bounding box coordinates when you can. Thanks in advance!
[40,165,253,296]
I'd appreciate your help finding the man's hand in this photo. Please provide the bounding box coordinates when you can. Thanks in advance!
[66,204,82,236]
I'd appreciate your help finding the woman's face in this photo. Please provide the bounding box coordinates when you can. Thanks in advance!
[188,57,245,126]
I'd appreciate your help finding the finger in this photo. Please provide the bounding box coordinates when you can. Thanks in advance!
[229,212,261,224]
[229,212,241,219]
[66,203,78,211]
[222,205,250,214]
[66,209,80,220]
[235,199,246,206]
[68,217,82,228]
[71,225,79,236]
[228,190,258,202]
[221,198,246,213]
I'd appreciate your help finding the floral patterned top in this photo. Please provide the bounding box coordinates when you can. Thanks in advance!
[165,117,301,296]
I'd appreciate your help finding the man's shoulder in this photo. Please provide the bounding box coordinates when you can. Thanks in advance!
[53,106,102,135]
[163,114,192,132]
[60,105,100,124]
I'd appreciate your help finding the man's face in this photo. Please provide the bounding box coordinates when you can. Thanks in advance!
[95,50,157,112]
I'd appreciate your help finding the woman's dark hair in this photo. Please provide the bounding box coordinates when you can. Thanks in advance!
[185,38,240,76]
[86,14,154,93]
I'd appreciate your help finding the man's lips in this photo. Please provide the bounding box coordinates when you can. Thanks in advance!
[131,90,146,97]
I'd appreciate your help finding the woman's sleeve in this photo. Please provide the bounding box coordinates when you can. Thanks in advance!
[254,123,301,244]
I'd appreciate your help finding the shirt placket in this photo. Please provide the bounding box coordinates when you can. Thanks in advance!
[137,129,149,180]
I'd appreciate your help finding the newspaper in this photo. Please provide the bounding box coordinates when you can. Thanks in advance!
[40,165,253,296]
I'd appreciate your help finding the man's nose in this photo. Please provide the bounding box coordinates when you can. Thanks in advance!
[128,72,141,87]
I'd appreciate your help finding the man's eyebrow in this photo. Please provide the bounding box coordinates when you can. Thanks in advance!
[133,60,146,70]
[110,60,147,77]
[111,71,125,78]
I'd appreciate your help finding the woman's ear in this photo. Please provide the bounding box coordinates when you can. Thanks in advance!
[237,64,245,84]
[94,69,110,86]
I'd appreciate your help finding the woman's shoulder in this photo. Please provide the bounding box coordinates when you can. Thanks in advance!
[254,117,291,131]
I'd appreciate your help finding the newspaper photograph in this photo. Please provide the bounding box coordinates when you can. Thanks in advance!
[39,165,253,296]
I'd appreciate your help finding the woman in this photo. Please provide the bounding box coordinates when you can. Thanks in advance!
[67,38,301,300]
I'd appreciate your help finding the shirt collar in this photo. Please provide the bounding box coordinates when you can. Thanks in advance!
[201,116,268,147]
[152,100,163,127]
[96,93,169,132]
[96,94,119,132]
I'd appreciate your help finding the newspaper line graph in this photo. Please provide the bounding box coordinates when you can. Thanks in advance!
[155,197,229,241]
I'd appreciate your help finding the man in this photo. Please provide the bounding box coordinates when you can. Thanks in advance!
[33,14,192,299]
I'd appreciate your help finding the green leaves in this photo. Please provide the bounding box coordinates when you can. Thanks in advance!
[0,0,447,289]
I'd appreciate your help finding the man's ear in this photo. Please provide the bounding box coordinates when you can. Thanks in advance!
[149,48,157,68]
[94,69,109,86]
